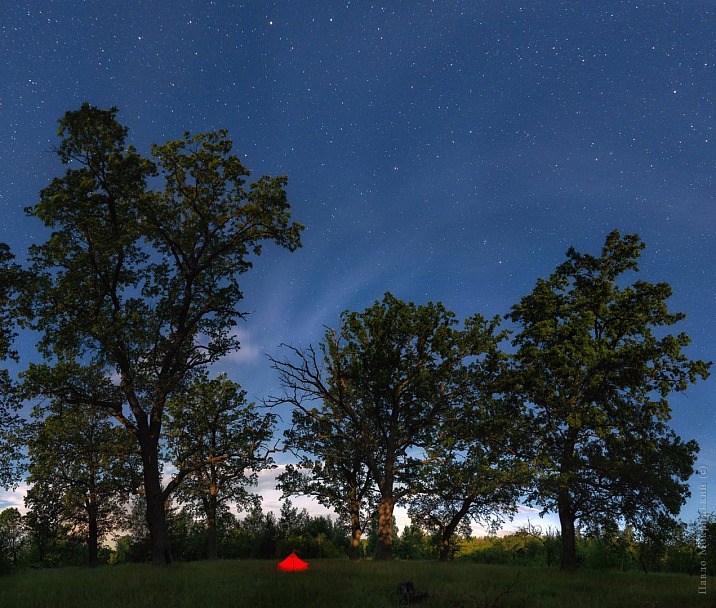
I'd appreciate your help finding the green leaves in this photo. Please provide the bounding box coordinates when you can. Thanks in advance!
[0,243,25,490]
[272,292,508,559]
[21,103,304,564]
[509,230,710,570]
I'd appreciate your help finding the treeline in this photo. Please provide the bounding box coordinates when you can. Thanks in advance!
[461,517,716,576]
[0,500,346,569]
[2,501,714,576]
[0,105,711,573]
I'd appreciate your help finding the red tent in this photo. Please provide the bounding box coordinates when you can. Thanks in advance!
[277,551,309,572]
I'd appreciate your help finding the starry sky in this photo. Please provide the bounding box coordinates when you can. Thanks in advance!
[1,1,714,531]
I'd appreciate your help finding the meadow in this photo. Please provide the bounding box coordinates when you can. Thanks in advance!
[0,559,708,608]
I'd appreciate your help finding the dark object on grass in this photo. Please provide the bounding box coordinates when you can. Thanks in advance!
[397,581,428,604]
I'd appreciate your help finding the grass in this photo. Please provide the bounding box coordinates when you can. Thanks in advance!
[0,559,710,608]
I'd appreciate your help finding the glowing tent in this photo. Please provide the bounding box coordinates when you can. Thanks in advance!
[277,551,309,572]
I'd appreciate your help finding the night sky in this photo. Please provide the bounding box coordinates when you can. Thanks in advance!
[1,1,714,531]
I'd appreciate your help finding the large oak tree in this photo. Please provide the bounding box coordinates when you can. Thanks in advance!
[272,293,502,560]
[22,104,303,564]
[508,230,710,572]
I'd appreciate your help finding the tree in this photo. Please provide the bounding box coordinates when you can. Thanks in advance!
[23,481,68,566]
[407,340,528,562]
[0,243,23,490]
[240,504,279,559]
[22,104,303,564]
[0,507,24,567]
[24,401,139,567]
[165,372,274,560]
[272,293,501,559]
[407,442,523,561]
[507,230,711,572]
[277,400,376,560]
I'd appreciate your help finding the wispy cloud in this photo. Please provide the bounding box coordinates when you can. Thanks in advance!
[219,326,262,365]
[0,483,28,513]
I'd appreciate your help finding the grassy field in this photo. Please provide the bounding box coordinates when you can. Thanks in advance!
[0,559,709,608]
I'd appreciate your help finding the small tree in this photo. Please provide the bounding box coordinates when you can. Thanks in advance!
[166,372,274,560]
[516,521,561,568]
[0,507,24,567]
[407,445,521,561]
[508,230,711,571]
[24,401,139,567]
[407,353,528,562]
[277,400,376,560]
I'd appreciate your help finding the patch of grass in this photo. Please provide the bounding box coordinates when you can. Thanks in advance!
[0,560,708,607]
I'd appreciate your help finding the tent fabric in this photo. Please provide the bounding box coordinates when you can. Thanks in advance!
[277,551,309,571]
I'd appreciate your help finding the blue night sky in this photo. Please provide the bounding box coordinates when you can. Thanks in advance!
[1,1,714,529]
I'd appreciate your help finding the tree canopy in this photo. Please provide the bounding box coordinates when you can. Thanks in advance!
[507,230,711,571]
[21,103,303,564]
[166,372,275,560]
[272,292,504,560]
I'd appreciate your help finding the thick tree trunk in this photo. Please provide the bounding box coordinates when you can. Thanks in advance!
[438,503,470,561]
[439,535,451,562]
[375,495,395,560]
[141,441,172,565]
[348,501,362,560]
[558,490,578,572]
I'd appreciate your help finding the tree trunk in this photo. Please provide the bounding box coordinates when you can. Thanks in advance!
[438,534,451,562]
[375,495,395,560]
[206,494,218,561]
[348,501,362,560]
[438,503,470,562]
[558,490,578,572]
[141,440,172,565]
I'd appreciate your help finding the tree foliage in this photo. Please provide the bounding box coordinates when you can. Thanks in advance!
[21,103,303,564]
[407,441,523,561]
[24,401,139,566]
[272,292,503,559]
[277,393,376,560]
[0,507,24,568]
[0,243,23,490]
[166,372,275,560]
[507,230,711,571]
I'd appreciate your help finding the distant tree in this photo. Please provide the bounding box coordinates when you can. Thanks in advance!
[515,521,561,569]
[508,230,711,572]
[633,515,677,574]
[165,372,274,560]
[21,103,303,564]
[277,499,311,539]
[669,513,716,576]
[395,524,432,560]
[24,401,139,567]
[0,507,24,567]
[272,293,502,560]
[240,504,279,559]
[23,482,81,566]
